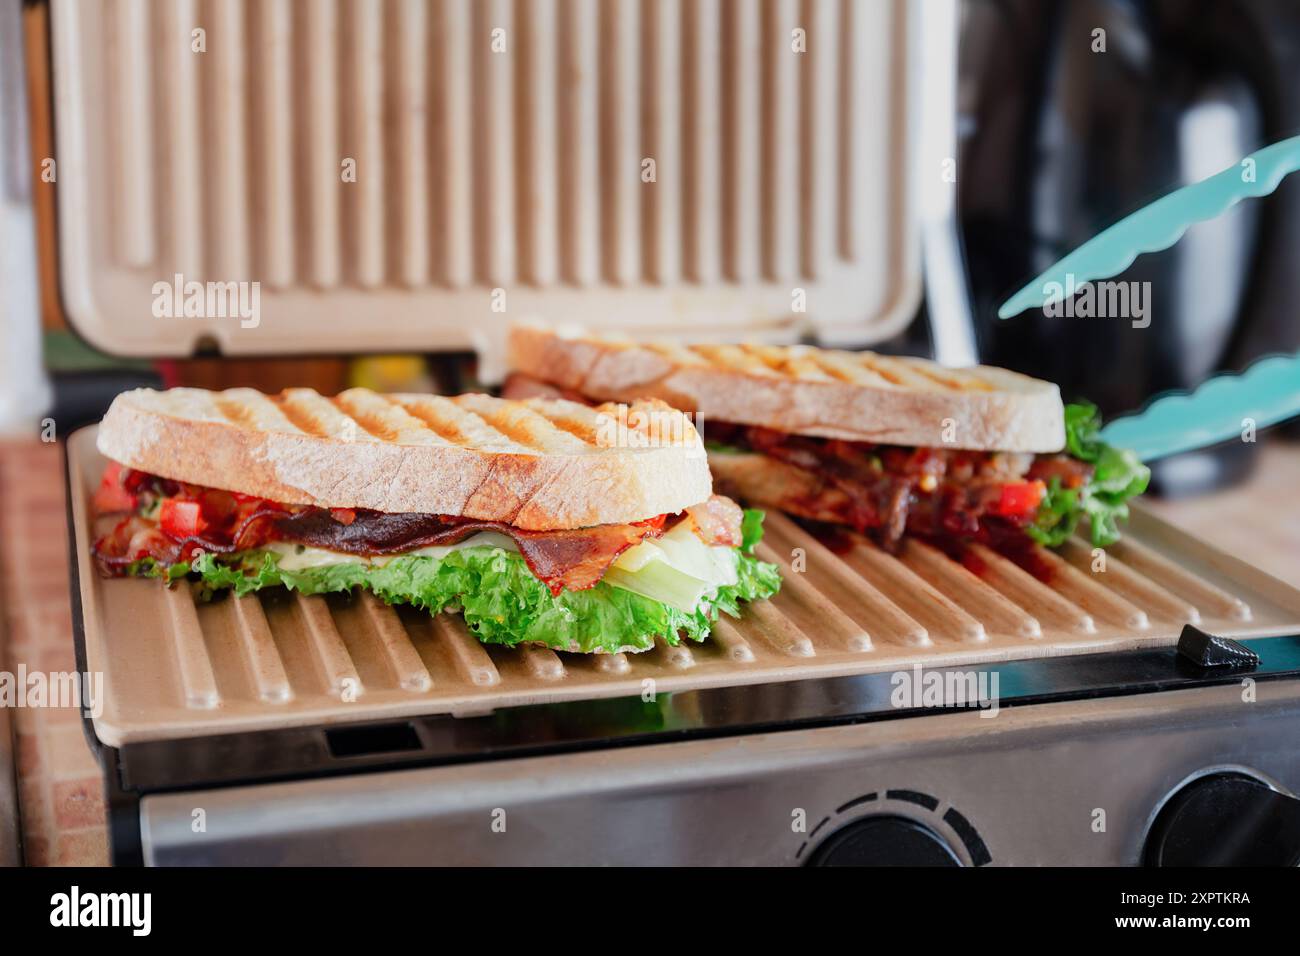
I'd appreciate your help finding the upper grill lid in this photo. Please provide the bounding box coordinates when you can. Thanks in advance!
[49,0,929,364]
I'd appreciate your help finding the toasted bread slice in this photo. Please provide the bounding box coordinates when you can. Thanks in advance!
[707,451,850,525]
[509,324,1066,452]
[97,388,712,530]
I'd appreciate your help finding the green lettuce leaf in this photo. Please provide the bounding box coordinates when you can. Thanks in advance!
[134,514,782,654]
[1026,477,1080,548]
[125,556,192,583]
[740,507,766,554]
[1026,402,1151,548]
[1063,400,1104,460]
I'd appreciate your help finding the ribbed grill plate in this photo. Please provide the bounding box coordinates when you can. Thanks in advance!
[68,427,1300,746]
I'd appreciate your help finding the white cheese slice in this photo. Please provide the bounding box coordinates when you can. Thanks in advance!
[266,532,519,571]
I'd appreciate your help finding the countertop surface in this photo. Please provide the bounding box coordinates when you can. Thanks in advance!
[1142,442,1300,591]
[2,440,107,866]
[2,437,1298,866]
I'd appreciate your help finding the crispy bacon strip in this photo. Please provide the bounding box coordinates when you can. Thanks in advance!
[91,471,685,594]
[708,422,1090,549]
[268,509,663,593]
[685,495,743,548]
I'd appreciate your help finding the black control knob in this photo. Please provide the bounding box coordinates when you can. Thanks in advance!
[1145,773,1300,866]
[808,816,962,867]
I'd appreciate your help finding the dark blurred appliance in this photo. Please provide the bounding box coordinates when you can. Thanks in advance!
[958,0,1300,495]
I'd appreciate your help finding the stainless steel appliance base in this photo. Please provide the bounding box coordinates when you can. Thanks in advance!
[135,677,1300,866]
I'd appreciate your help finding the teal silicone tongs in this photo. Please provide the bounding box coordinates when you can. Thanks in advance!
[998,134,1300,462]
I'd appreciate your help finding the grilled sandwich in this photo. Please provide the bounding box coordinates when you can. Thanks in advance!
[506,325,1150,549]
[91,387,781,654]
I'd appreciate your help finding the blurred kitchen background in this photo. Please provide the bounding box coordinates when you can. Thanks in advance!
[1,0,1299,864]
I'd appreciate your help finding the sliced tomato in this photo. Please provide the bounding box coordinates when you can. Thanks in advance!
[92,462,137,514]
[159,498,208,540]
[993,479,1047,518]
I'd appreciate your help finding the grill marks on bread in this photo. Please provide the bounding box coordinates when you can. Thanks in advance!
[96,387,713,529]
[172,387,701,455]
[507,325,1066,452]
